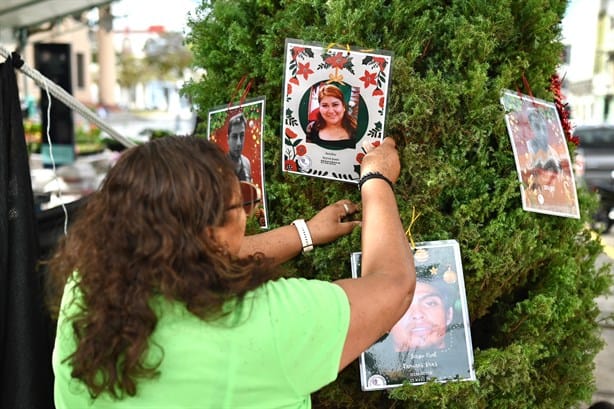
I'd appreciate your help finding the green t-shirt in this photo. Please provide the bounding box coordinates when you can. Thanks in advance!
[53,277,350,409]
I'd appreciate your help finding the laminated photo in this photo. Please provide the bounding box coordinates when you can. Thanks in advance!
[281,38,393,183]
[207,97,269,228]
[351,240,476,391]
[500,89,580,218]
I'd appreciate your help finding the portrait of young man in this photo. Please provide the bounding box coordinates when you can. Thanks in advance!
[352,240,476,390]
[207,98,269,228]
[226,112,252,182]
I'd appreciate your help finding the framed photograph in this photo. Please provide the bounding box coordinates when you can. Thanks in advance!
[500,90,580,218]
[351,240,476,391]
[281,38,393,183]
[207,97,269,228]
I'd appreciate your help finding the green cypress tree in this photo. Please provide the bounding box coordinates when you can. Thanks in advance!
[183,1,613,407]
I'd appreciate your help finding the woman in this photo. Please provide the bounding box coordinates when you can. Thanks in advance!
[49,136,414,408]
[306,83,358,149]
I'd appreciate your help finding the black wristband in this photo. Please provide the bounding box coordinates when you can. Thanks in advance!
[358,171,394,191]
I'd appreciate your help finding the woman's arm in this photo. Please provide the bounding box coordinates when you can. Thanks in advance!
[239,200,360,265]
[334,137,416,371]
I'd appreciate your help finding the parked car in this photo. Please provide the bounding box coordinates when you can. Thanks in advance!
[573,125,614,231]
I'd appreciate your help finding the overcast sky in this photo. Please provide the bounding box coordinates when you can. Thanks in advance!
[111,0,200,32]
[561,0,600,81]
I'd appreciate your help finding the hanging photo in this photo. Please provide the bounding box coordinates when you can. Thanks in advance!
[207,97,269,228]
[281,38,393,183]
[500,90,580,218]
[351,240,476,391]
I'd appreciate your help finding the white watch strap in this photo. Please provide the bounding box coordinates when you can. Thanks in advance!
[292,219,313,253]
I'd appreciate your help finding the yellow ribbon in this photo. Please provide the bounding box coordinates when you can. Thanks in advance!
[326,42,351,54]
[405,206,421,249]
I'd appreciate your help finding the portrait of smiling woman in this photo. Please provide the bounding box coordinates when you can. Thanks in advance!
[306,83,358,149]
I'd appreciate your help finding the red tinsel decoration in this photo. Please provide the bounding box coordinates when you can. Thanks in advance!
[550,73,578,145]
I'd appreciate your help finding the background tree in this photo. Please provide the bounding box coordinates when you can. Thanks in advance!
[117,32,193,105]
[117,52,147,90]
[183,1,613,407]
[143,32,193,81]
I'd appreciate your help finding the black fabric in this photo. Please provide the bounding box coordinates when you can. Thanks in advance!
[1,58,55,408]
[37,197,87,261]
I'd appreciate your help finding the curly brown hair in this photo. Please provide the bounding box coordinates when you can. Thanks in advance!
[47,136,280,399]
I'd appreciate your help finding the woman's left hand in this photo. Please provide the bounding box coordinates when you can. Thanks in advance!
[307,200,360,245]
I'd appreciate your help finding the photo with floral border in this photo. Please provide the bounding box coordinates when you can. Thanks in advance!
[282,38,393,183]
[207,97,269,228]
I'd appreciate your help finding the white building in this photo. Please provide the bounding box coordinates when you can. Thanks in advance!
[0,2,192,114]
[562,0,614,125]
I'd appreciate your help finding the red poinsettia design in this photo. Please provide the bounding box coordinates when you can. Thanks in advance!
[372,88,384,96]
[372,57,387,71]
[291,47,305,60]
[325,52,348,69]
[296,145,307,156]
[359,70,377,88]
[297,62,314,80]
[356,152,365,164]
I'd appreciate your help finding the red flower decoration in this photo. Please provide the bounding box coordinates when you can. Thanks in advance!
[297,62,314,80]
[285,160,298,171]
[379,97,385,108]
[296,145,307,156]
[291,47,305,59]
[285,128,298,139]
[371,140,381,147]
[289,77,299,86]
[372,57,387,71]
[359,70,377,88]
[287,83,292,95]
[372,88,384,96]
[325,52,348,69]
[356,152,365,163]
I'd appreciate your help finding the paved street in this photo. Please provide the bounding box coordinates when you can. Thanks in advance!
[99,109,197,142]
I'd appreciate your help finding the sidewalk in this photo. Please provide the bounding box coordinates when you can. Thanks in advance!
[591,235,614,406]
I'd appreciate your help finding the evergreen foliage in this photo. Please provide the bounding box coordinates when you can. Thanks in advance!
[183,1,613,407]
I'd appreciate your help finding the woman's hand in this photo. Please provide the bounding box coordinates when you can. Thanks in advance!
[360,137,400,183]
[240,200,359,264]
[307,200,361,246]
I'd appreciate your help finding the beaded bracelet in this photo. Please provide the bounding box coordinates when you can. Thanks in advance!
[358,171,394,191]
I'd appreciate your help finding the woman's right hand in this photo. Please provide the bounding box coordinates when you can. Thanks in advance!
[360,137,400,184]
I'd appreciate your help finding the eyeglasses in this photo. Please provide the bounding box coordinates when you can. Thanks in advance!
[225,181,262,216]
